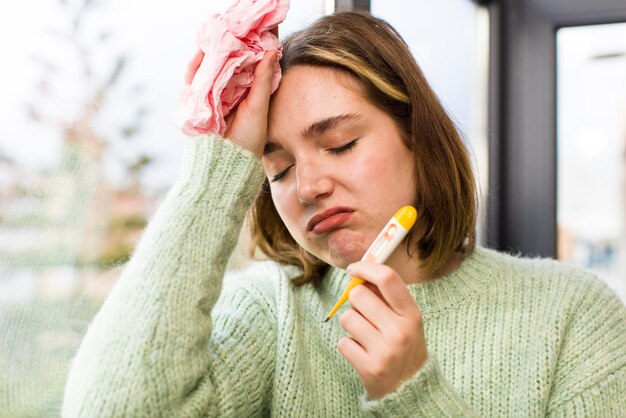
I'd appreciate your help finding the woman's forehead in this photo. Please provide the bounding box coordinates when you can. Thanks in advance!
[268,66,372,135]
[272,65,366,104]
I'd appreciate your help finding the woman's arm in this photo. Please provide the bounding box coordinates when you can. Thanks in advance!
[62,135,273,417]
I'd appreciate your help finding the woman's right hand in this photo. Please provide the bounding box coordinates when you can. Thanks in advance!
[185,49,279,160]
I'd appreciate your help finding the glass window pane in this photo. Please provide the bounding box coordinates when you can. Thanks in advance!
[557,23,626,302]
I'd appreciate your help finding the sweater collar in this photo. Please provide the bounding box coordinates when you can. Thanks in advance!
[325,247,499,318]
[406,247,498,317]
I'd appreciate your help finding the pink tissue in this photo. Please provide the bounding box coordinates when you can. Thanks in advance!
[173,0,290,136]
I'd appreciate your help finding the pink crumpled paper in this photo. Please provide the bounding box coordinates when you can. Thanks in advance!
[173,0,290,136]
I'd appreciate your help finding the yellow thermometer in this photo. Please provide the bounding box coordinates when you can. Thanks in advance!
[324,205,417,322]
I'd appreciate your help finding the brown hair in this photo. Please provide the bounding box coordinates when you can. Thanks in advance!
[250,11,477,285]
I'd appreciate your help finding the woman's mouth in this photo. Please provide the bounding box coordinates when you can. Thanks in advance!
[307,207,355,235]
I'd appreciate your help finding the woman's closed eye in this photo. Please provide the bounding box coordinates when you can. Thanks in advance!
[271,164,294,183]
[327,139,358,155]
[270,139,359,183]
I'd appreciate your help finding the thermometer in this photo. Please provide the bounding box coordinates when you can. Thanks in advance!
[324,205,417,322]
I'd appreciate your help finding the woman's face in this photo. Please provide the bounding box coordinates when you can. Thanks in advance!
[264,65,417,268]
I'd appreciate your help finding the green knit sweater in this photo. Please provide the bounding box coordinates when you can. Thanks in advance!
[62,135,626,417]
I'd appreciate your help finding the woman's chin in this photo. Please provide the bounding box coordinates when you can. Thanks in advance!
[326,230,366,268]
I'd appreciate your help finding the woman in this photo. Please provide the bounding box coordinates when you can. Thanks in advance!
[63,12,626,417]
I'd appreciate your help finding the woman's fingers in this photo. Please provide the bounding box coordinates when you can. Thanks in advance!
[336,336,368,369]
[339,307,379,349]
[224,49,279,158]
[347,285,395,329]
[185,49,204,85]
[246,49,278,114]
[347,262,417,316]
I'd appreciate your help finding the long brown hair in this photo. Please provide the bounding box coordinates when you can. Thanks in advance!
[250,11,477,285]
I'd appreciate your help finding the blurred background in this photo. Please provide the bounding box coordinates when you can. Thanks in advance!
[0,0,624,415]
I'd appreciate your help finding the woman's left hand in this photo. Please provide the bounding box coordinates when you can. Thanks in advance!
[337,261,428,400]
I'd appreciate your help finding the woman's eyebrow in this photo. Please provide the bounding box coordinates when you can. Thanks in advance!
[263,141,282,156]
[301,113,362,138]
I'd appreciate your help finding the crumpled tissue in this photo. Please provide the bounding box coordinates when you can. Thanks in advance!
[173,0,290,136]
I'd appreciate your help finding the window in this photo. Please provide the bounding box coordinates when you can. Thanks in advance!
[557,22,626,301]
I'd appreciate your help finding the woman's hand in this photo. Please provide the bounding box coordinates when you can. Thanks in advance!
[337,262,428,400]
[184,48,279,159]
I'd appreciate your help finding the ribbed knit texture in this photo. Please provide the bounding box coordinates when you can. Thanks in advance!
[63,134,626,417]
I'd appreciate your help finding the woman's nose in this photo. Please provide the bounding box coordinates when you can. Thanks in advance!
[296,160,333,205]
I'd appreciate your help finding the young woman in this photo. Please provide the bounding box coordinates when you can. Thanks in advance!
[63,12,626,417]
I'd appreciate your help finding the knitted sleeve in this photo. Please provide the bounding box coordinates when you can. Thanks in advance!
[62,135,272,417]
[359,355,479,417]
[545,270,626,417]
